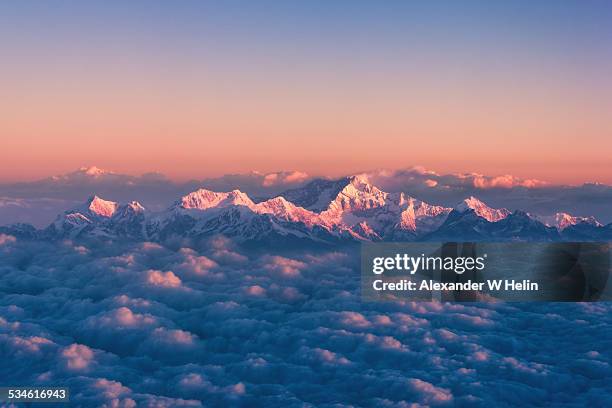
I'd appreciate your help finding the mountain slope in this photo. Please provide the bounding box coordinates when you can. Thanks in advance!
[454,196,511,222]
[281,177,351,212]
[423,208,560,242]
[534,212,602,230]
[45,196,147,239]
[147,189,341,244]
[312,175,451,239]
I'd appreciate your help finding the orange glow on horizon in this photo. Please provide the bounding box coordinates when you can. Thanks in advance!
[1,3,610,185]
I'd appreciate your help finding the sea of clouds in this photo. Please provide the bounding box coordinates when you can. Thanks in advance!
[1,234,611,407]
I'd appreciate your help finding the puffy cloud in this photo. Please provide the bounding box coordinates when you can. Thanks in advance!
[229,382,246,395]
[140,242,164,251]
[179,373,207,389]
[174,248,219,279]
[339,311,371,328]
[261,255,305,277]
[146,270,182,288]
[0,334,53,355]
[150,327,196,346]
[309,347,351,366]
[262,171,309,187]
[0,233,16,245]
[61,343,94,371]
[245,285,266,296]
[113,295,152,309]
[94,378,131,399]
[367,167,548,191]
[96,307,157,328]
[469,174,547,189]
[205,235,248,264]
[408,378,453,405]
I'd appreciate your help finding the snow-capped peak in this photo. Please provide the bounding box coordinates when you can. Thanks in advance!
[179,188,254,210]
[455,196,484,211]
[255,196,320,226]
[534,212,602,230]
[257,196,294,212]
[326,175,387,212]
[455,196,510,222]
[348,173,373,187]
[86,196,119,218]
[126,201,145,212]
[113,201,146,219]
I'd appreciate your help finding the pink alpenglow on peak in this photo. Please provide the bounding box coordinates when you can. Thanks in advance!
[255,197,321,227]
[177,188,322,227]
[125,201,146,212]
[113,201,146,219]
[323,175,387,217]
[455,196,511,222]
[87,196,119,218]
[179,189,255,210]
[317,177,452,237]
[389,193,451,232]
[535,212,602,230]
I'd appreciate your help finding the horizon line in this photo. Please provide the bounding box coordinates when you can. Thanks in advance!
[1,165,610,189]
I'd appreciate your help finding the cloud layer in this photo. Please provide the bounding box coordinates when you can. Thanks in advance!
[1,236,611,406]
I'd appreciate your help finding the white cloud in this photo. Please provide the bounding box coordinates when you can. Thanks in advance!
[61,343,94,371]
[146,270,182,288]
[0,233,16,245]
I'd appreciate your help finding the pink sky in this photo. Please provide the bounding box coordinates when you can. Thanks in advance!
[2,47,610,184]
[1,80,609,184]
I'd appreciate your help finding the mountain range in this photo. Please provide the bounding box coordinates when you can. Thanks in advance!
[2,166,611,228]
[2,175,610,244]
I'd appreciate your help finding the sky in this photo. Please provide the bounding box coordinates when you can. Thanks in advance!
[1,1,611,184]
